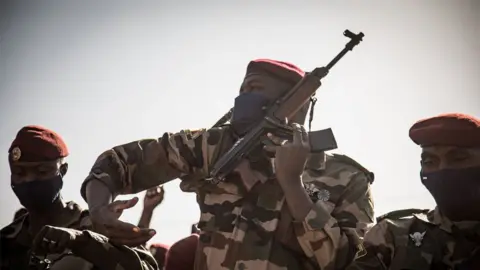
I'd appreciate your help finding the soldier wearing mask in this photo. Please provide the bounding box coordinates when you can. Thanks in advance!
[347,113,480,270]
[82,59,375,270]
[0,125,157,270]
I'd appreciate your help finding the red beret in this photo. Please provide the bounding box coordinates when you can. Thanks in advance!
[246,59,305,85]
[165,234,198,270]
[409,113,480,147]
[8,125,69,162]
[149,243,169,267]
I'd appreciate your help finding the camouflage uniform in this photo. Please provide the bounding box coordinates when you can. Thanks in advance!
[0,201,157,270]
[3,125,157,270]
[347,208,480,269]
[81,126,375,269]
[347,113,480,269]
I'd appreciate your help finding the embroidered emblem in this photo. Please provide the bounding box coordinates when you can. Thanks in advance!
[316,189,330,202]
[409,231,426,247]
[304,184,330,202]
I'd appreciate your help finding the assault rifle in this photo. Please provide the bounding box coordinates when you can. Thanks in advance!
[207,29,364,184]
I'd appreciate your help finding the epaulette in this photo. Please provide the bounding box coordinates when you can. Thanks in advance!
[331,153,375,184]
[376,208,430,223]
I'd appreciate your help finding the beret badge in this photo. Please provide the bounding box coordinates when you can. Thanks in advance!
[11,147,22,162]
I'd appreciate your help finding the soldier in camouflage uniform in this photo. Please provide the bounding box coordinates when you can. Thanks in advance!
[0,125,157,270]
[82,59,375,270]
[347,113,480,270]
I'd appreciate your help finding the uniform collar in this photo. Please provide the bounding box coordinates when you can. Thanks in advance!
[419,207,480,237]
[1,201,85,240]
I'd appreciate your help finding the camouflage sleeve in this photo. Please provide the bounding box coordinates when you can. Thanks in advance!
[72,230,159,270]
[294,156,375,270]
[67,210,158,269]
[80,128,225,199]
[345,220,396,270]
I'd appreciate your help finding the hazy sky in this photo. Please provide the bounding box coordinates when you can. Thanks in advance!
[0,0,479,245]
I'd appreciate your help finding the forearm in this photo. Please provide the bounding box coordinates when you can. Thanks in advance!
[138,209,154,228]
[86,180,114,210]
[278,178,364,269]
[72,230,158,270]
[293,201,362,269]
[278,176,313,221]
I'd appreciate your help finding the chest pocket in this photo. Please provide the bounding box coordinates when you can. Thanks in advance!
[390,218,448,270]
[390,246,434,270]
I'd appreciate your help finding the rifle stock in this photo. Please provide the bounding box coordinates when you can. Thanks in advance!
[273,68,327,122]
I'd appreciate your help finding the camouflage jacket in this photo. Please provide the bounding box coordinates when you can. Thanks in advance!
[0,201,157,270]
[81,126,375,270]
[347,207,480,270]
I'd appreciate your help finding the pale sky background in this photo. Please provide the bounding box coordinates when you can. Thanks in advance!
[0,0,479,245]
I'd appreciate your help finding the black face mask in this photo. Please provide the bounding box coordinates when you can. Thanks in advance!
[231,92,270,136]
[11,175,63,212]
[421,166,480,221]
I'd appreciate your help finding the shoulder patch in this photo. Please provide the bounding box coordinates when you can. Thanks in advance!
[376,208,430,223]
[331,153,375,183]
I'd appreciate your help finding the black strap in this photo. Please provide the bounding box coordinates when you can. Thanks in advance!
[308,97,317,132]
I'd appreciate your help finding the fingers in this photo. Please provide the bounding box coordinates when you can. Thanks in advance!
[264,133,286,154]
[56,232,70,253]
[105,219,142,235]
[110,228,156,247]
[146,186,163,197]
[109,197,139,213]
[32,226,49,254]
[104,224,154,239]
[263,144,278,154]
[105,228,136,239]
[111,235,154,247]
[102,219,158,248]
[32,226,65,254]
[292,124,309,145]
[47,232,61,253]
[292,124,303,145]
[298,124,309,145]
[267,133,286,146]
[146,188,156,197]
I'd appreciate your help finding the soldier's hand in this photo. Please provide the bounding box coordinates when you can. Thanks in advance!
[90,197,156,247]
[143,186,164,211]
[265,123,310,184]
[32,225,84,255]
